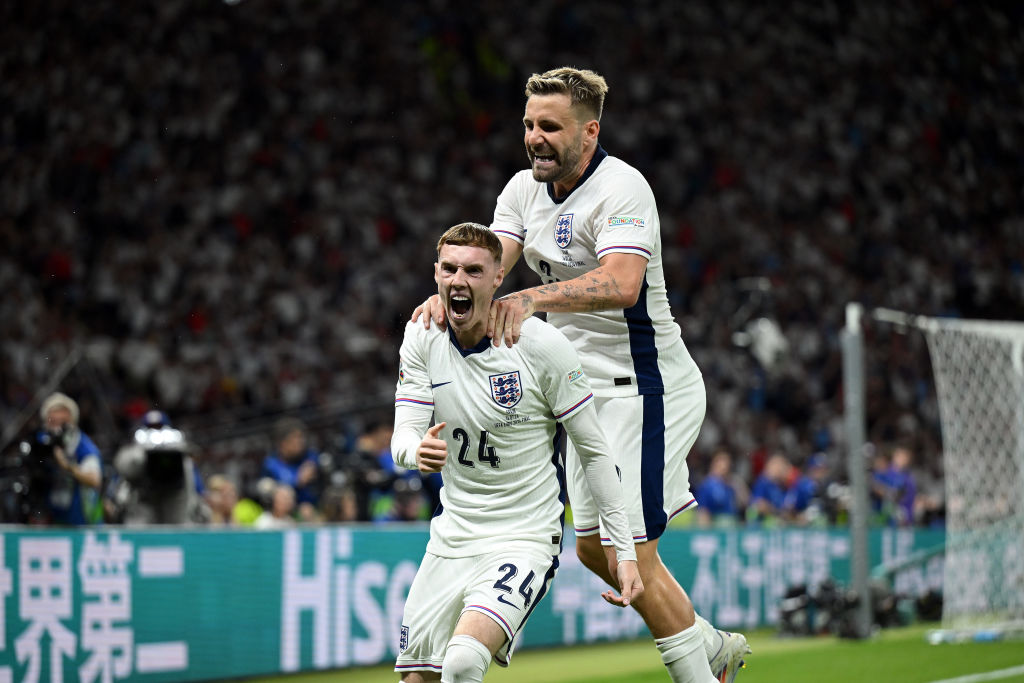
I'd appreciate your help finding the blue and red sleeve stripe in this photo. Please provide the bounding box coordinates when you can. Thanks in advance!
[597,245,652,258]
[554,393,593,419]
[395,397,434,407]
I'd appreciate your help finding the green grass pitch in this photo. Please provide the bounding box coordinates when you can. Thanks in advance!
[242,624,1024,683]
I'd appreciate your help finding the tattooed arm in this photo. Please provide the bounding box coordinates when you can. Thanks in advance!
[486,252,647,347]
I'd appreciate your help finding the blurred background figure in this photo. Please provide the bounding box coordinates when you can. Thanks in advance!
[254,482,297,529]
[784,453,832,526]
[108,410,205,525]
[348,420,435,522]
[747,453,793,527]
[372,476,429,523]
[879,446,918,527]
[320,484,360,523]
[261,418,322,522]
[20,392,104,526]
[694,447,741,527]
[870,449,894,524]
[320,420,436,521]
[205,474,240,526]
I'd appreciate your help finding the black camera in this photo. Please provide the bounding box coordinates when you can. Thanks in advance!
[116,426,189,491]
[143,445,187,491]
[0,430,70,523]
[25,425,72,461]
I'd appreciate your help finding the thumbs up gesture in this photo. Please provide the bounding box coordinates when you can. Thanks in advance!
[417,422,448,473]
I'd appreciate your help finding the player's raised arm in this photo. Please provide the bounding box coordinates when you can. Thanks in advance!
[496,234,523,274]
[487,251,647,347]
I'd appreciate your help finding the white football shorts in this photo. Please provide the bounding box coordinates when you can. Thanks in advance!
[566,375,706,543]
[394,543,559,674]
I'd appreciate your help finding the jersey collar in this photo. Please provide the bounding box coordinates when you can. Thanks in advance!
[447,325,493,357]
[546,144,608,204]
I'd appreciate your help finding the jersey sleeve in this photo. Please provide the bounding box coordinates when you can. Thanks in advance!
[593,168,658,262]
[490,173,527,245]
[560,402,636,563]
[392,322,435,470]
[526,321,635,562]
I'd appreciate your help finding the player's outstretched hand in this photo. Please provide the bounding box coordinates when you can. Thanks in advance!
[417,422,448,473]
[412,294,447,331]
[488,292,535,348]
[602,559,643,608]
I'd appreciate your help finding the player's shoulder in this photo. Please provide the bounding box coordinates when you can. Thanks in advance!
[597,155,651,186]
[519,316,564,340]
[402,319,448,346]
[516,317,576,356]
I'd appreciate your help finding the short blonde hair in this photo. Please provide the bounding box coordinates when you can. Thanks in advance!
[436,222,503,265]
[525,67,609,122]
[40,392,80,426]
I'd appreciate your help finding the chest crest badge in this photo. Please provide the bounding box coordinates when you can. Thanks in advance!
[489,371,523,408]
[554,213,573,249]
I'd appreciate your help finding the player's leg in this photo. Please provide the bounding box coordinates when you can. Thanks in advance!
[578,533,713,682]
[445,544,558,682]
[569,387,748,682]
[439,611,507,683]
[578,534,749,683]
[396,608,501,682]
[578,532,692,633]
[648,381,750,682]
[401,672,440,682]
[395,553,466,681]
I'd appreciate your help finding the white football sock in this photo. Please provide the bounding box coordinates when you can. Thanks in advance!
[655,623,718,683]
[694,612,722,661]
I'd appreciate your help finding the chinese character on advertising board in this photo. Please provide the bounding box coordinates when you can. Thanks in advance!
[78,532,134,683]
[15,538,77,683]
[4,533,189,682]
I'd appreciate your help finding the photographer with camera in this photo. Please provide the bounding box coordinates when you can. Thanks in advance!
[261,418,323,522]
[108,410,204,525]
[31,392,104,525]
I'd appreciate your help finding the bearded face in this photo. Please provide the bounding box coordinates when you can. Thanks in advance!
[523,93,591,194]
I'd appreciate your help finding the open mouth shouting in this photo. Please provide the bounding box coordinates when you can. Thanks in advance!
[449,294,472,321]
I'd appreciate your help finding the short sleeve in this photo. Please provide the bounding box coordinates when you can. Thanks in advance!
[490,173,527,245]
[593,169,658,262]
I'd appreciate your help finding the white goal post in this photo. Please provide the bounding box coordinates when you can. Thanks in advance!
[844,304,1024,638]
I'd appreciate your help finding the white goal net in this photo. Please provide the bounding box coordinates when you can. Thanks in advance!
[922,317,1024,632]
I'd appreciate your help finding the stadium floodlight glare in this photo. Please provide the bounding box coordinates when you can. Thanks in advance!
[134,426,186,450]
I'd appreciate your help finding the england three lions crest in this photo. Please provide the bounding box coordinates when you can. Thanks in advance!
[490,371,523,408]
[554,214,573,248]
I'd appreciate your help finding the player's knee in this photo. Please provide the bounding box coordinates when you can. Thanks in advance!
[440,634,491,683]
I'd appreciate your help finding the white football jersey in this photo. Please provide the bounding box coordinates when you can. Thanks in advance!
[491,146,701,397]
[394,317,621,558]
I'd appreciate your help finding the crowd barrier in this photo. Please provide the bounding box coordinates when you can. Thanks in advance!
[0,524,943,682]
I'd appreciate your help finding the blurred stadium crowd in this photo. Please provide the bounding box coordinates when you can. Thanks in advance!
[1,0,1021,527]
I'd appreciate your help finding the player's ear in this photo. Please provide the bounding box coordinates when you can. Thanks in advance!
[494,266,505,289]
[434,261,441,285]
[584,118,600,142]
